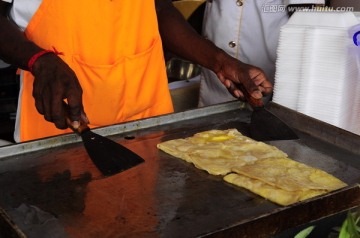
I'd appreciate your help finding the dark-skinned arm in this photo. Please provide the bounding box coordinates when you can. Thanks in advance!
[0,2,41,68]
[155,0,273,103]
[0,2,86,130]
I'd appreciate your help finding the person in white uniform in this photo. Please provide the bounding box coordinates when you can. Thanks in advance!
[198,0,325,107]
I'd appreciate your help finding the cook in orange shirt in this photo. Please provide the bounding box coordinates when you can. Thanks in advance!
[0,0,273,142]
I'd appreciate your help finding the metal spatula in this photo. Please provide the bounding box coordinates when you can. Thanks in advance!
[238,84,298,141]
[78,126,144,176]
[64,103,144,176]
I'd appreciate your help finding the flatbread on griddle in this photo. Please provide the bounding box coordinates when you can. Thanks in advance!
[157,129,287,175]
[223,173,327,206]
[157,129,347,205]
[231,157,347,192]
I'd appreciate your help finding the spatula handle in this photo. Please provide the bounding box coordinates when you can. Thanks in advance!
[236,83,264,108]
[62,101,90,134]
[69,119,90,135]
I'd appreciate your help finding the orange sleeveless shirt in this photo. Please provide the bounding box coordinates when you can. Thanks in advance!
[18,0,173,141]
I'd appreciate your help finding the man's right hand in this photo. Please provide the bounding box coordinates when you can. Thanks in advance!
[31,53,87,130]
[0,2,88,131]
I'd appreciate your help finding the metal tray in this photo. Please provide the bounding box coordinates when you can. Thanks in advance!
[0,101,359,238]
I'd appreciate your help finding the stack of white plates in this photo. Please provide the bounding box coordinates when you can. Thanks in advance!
[273,11,360,134]
[274,25,306,109]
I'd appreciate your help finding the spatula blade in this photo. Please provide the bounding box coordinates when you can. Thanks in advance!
[250,108,299,141]
[234,83,298,141]
[81,130,144,176]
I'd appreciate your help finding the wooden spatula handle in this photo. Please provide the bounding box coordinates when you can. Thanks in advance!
[72,120,90,134]
[62,101,90,134]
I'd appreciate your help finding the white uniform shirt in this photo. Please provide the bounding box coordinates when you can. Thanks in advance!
[1,0,42,31]
[198,0,325,107]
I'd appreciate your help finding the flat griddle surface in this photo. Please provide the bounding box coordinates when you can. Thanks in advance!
[0,102,359,238]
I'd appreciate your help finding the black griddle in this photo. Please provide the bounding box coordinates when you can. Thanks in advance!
[0,101,359,238]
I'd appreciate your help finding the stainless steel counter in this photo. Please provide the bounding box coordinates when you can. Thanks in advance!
[0,102,359,238]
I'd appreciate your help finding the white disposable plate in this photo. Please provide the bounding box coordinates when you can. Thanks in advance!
[287,11,359,28]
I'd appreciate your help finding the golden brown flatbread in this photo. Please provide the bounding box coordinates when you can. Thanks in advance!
[157,129,287,175]
[157,129,347,206]
[224,157,347,205]
[223,173,327,206]
[231,157,347,192]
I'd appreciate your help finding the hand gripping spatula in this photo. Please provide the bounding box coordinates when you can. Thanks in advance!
[65,104,144,176]
[238,84,299,141]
